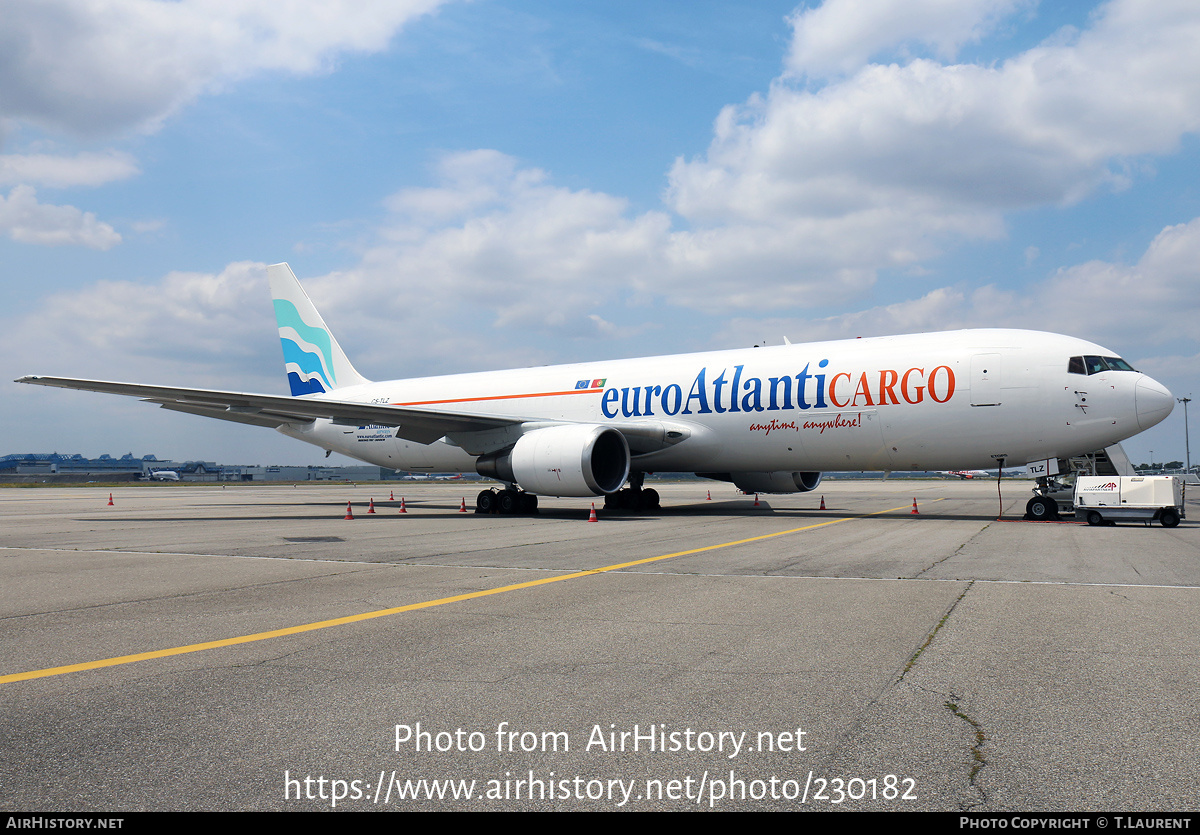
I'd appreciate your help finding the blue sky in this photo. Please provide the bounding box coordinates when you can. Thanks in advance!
[2,0,1197,469]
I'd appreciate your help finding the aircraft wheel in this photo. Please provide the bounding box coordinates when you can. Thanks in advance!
[1087,511,1104,526]
[497,490,519,514]
[642,488,660,509]
[1026,496,1057,521]
[1161,509,1180,528]
[520,493,538,514]
[476,490,497,513]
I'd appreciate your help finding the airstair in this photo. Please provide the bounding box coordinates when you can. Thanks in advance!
[1063,443,1135,477]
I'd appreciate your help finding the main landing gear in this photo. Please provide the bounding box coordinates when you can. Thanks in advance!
[476,487,538,515]
[475,473,662,515]
[603,472,661,512]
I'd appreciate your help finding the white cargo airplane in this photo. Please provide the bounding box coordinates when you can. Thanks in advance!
[18,263,1175,516]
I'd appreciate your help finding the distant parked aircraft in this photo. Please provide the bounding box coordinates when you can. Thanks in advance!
[941,470,990,479]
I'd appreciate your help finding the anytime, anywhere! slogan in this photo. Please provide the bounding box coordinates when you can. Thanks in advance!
[748,413,866,436]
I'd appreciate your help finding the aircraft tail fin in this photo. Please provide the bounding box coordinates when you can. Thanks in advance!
[267,263,370,395]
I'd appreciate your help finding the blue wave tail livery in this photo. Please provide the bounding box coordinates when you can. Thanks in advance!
[269,264,368,395]
[17,263,1175,513]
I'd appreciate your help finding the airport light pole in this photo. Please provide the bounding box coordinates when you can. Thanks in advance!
[1180,396,1192,473]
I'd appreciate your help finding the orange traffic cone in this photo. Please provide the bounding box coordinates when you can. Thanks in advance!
[911,497,919,515]
[819,495,826,510]
[107,493,114,506]
[754,493,760,507]
[368,499,376,514]
[588,502,598,522]
[344,501,355,520]
[399,497,407,513]
[706,490,711,500]
[390,490,395,501]
[459,497,467,512]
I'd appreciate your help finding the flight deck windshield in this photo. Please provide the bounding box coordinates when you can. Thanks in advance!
[1068,355,1137,375]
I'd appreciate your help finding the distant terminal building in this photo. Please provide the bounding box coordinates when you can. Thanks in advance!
[219,464,394,482]
[0,452,158,482]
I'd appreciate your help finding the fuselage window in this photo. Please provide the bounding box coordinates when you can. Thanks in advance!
[1068,356,1085,374]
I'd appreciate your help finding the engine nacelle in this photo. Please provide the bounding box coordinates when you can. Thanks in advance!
[476,424,630,497]
[729,471,823,494]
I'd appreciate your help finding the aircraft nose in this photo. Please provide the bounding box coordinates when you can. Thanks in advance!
[1135,375,1174,430]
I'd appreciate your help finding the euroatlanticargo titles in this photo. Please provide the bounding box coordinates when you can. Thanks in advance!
[597,361,956,419]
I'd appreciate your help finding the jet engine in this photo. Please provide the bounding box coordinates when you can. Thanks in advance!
[476,424,630,497]
[701,471,822,494]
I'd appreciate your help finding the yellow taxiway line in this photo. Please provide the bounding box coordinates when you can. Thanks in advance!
[1,499,937,684]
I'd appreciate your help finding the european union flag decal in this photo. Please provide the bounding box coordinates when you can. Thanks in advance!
[575,380,590,389]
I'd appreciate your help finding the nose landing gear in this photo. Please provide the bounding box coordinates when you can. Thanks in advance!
[1025,494,1060,521]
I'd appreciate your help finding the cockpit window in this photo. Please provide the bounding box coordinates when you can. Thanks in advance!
[1085,355,1107,374]
[1070,355,1137,375]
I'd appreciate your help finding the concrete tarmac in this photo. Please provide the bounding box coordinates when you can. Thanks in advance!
[1,480,1197,811]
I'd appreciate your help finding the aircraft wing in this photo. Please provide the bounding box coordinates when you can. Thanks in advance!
[15,376,521,444]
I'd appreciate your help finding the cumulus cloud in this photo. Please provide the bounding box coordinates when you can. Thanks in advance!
[382,150,550,225]
[667,0,1200,314]
[342,150,672,337]
[322,0,1200,336]
[0,151,137,248]
[676,0,1200,220]
[0,150,139,187]
[358,149,998,324]
[0,1,447,249]
[0,0,448,136]
[786,0,1033,79]
[1030,218,1200,347]
[0,185,120,248]
[715,217,1200,355]
[4,261,278,384]
[71,261,269,356]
